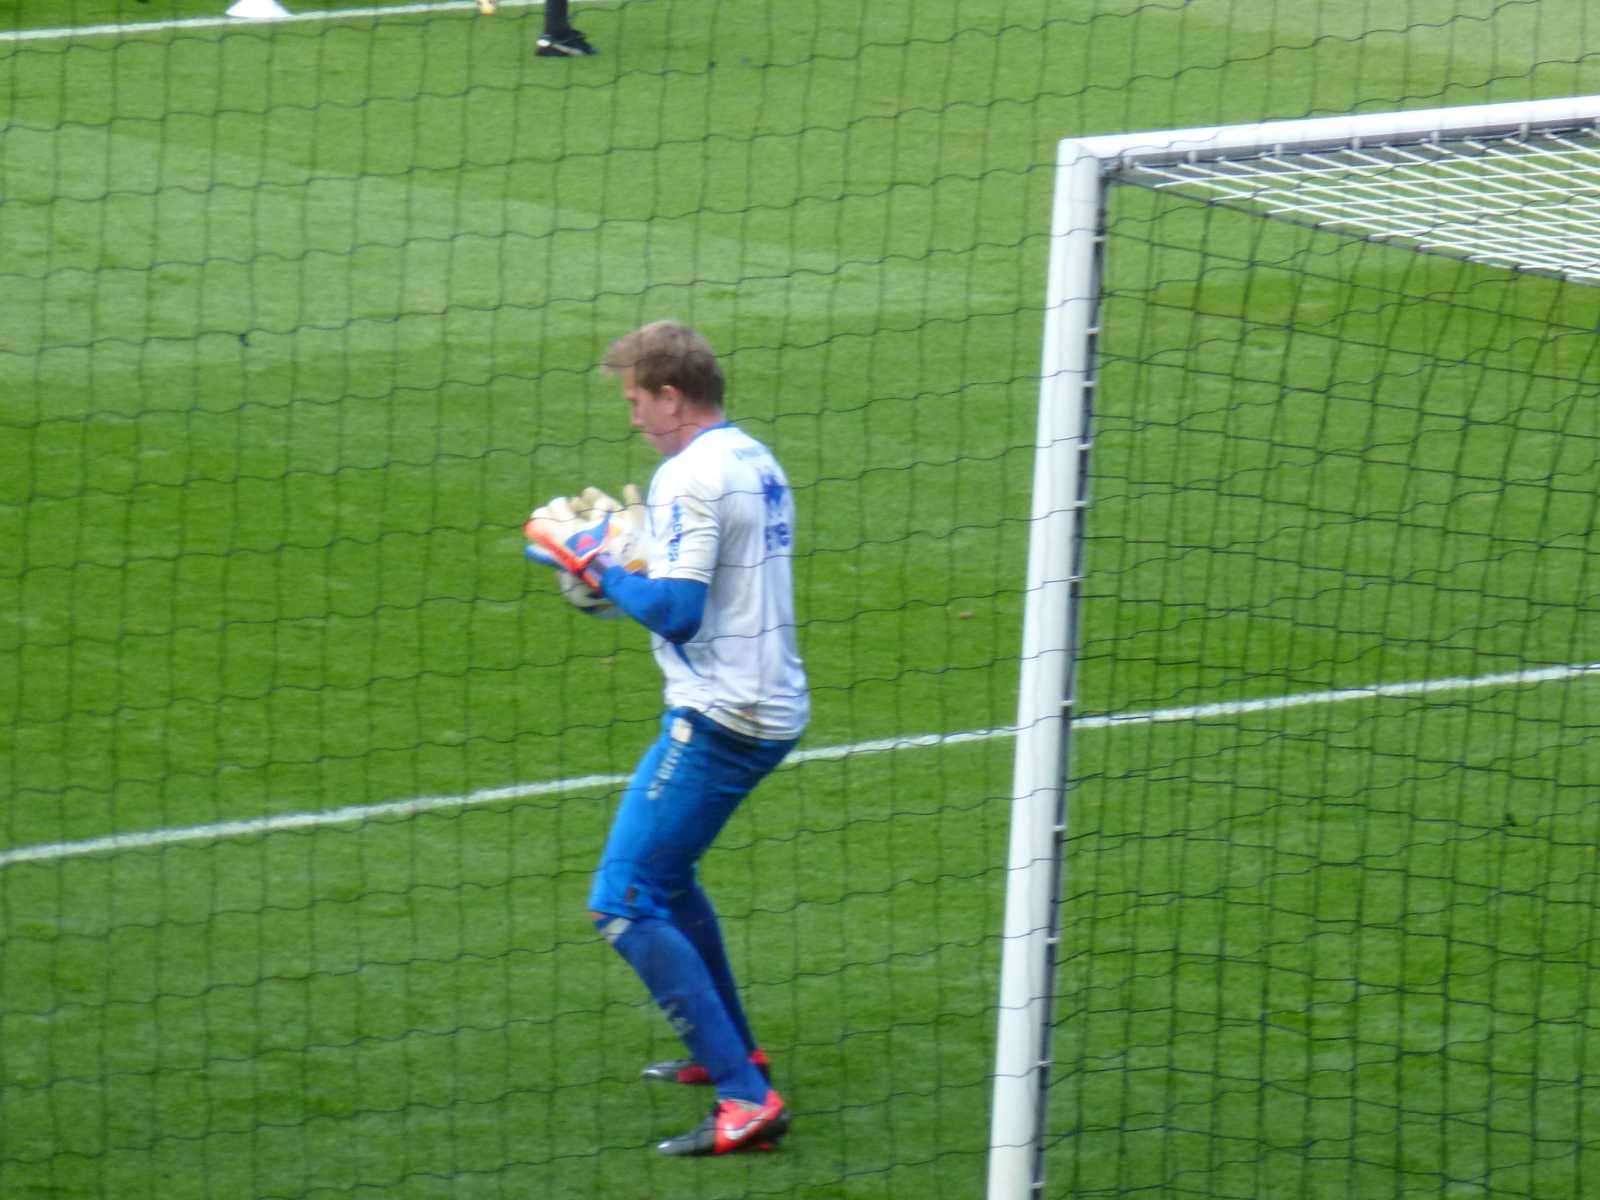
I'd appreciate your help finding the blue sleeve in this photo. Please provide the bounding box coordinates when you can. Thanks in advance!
[598,562,707,644]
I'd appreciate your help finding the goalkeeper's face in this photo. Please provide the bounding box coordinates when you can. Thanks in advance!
[620,370,691,457]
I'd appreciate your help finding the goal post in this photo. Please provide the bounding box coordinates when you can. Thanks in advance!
[990,93,1600,1200]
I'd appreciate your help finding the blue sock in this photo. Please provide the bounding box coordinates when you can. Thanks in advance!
[600,915,769,1103]
[667,885,757,1056]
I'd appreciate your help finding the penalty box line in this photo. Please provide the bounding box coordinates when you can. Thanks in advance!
[2,660,1595,869]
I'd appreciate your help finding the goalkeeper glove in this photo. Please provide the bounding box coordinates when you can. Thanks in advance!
[558,569,624,618]
[575,484,648,569]
[523,484,647,589]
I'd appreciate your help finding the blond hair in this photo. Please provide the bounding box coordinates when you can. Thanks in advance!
[604,320,726,409]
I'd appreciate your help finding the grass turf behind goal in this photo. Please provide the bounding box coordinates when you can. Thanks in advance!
[3,3,1599,1199]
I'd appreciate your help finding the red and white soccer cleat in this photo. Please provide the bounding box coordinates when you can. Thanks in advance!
[656,1089,790,1157]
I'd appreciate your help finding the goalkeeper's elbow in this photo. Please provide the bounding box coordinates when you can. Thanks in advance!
[657,607,703,644]
[651,577,707,644]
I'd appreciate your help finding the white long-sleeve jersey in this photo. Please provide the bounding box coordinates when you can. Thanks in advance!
[644,423,810,741]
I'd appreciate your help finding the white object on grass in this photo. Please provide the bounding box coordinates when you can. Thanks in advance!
[226,0,291,19]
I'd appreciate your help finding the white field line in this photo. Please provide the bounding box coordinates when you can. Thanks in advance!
[3,660,1595,870]
[0,1,557,45]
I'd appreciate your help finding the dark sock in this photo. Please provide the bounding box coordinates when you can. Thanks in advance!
[667,885,758,1055]
[601,915,768,1103]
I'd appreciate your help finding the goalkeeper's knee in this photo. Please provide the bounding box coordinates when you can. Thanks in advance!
[593,911,631,945]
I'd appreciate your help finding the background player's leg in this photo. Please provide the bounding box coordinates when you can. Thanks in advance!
[537,0,597,56]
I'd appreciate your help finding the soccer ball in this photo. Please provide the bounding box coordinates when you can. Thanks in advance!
[560,570,623,618]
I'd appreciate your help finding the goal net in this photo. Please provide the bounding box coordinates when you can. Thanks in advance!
[995,96,1600,1199]
[6,3,1599,1197]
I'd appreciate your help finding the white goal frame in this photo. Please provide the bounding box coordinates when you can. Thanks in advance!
[988,93,1600,1200]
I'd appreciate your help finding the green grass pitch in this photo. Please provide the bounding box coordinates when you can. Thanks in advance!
[2,2,1597,1198]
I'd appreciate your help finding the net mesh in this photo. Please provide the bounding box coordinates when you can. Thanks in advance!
[2,4,1599,1199]
[1121,126,1600,282]
[1044,146,1600,1198]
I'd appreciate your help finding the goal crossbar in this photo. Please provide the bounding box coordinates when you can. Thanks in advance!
[988,93,1600,1200]
[1067,92,1600,169]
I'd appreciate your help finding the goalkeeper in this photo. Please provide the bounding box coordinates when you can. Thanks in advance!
[524,321,809,1157]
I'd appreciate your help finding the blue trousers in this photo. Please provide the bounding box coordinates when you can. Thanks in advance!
[588,708,795,1100]
[589,707,793,920]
